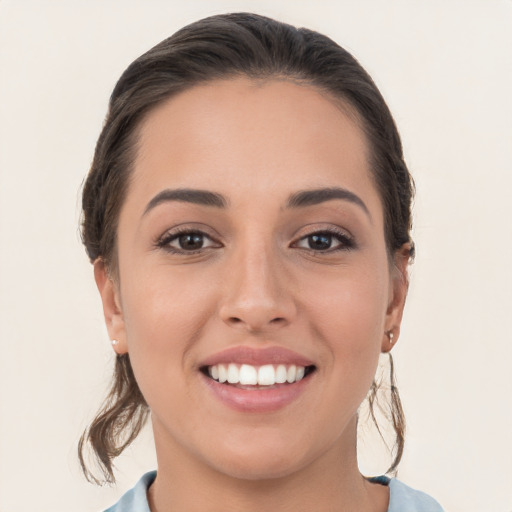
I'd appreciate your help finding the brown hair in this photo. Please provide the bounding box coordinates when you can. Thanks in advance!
[79,12,414,484]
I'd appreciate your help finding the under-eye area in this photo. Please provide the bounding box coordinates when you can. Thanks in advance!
[201,363,317,387]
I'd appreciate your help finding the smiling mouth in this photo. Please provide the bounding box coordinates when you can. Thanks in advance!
[201,363,316,388]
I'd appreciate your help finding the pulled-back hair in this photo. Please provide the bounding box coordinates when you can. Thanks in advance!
[79,12,414,484]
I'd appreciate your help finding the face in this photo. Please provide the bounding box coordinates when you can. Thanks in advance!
[96,78,408,480]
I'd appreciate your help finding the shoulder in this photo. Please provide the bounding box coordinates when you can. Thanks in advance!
[103,471,155,512]
[388,478,445,512]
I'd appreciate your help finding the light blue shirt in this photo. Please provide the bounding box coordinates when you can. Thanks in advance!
[104,471,444,511]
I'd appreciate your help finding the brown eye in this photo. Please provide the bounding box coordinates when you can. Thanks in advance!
[307,234,333,250]
[158,230,220,253]
[176,233,205,250]
[294,230,354,252]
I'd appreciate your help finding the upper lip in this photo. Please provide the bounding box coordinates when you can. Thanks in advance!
[199,346,315,368]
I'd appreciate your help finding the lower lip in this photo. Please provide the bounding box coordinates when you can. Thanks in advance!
[201,373,313,413]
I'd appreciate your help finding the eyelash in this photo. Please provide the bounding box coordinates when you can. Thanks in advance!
[156,227,220,254]
[156,227,355,255]
[292,227,355,253]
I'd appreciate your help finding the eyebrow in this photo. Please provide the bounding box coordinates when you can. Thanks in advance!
[286,187,371,218]
[143,188,228,216]
[143,186,370,219]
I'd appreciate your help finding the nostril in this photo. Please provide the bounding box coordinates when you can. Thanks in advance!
[227,316,287,329]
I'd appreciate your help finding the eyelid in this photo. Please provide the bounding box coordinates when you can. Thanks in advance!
[154,223,355,254]
[169,232,217,249]
[290,225,355,252]
[155,225,222,253]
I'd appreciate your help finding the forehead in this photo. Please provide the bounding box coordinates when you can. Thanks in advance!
[129,77,381,216]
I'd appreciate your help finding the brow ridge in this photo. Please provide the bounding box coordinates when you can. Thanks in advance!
[286,187,370,218]
[143,186,370,219]
[143,188,228,216]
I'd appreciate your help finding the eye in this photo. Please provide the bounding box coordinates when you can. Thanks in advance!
[157,229,220,253]
[293,230,354,252]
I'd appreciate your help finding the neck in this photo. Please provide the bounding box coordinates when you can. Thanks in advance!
[147,416,388,512]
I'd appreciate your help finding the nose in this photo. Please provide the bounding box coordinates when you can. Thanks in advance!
[218,244,297,333]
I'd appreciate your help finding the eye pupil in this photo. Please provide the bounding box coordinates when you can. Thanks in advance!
[308,234,331,250]
[179,233,203,250]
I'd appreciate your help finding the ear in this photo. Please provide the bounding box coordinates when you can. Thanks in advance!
[381,244,411,353]
[94,259,128,354]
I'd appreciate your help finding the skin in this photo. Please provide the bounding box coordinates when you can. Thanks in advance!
[95,78,409,512]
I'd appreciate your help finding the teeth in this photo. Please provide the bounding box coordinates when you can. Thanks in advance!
[206,363,309,386]
[275,364,287,384]
[239,364,258,385]
[258,364,275,385]
[218,364,227,383]
[227,363,239,384]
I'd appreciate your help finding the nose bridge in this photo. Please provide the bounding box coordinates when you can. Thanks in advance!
[239,241,278,301]
[219,232,295,331]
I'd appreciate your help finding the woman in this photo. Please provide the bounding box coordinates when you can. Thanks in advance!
[79,12,444,512]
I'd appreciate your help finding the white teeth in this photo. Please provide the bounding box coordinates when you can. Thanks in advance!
[275,364,287,384]
[286,365,297,383]
[258,364,276,386]
[206,363,309,386]
[218,364,227,383]
[239,364,258,385]
[227,363,239,384]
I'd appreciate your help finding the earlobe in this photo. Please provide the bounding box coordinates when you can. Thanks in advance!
[382,244,411,353]
[93,259,128,354]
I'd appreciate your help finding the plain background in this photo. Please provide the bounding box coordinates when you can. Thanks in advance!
[0,1,511,511]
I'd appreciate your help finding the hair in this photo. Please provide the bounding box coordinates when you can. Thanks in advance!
[79,12,414,484]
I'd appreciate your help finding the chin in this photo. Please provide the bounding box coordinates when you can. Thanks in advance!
[211,452,305,481]
[202,433,315,481]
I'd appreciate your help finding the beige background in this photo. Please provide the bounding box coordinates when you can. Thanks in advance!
[0,1,511,511]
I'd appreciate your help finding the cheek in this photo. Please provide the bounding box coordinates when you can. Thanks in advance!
[121,261,213,340]
[118,264,215,406]
[301,264,389,396]
[303,263,389,345]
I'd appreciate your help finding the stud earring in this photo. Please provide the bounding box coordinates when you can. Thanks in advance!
[386,331,394,345]
[111,339,119,346]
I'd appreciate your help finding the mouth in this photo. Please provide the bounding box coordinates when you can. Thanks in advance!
[200,363,317,388]
[198,346,317,412]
